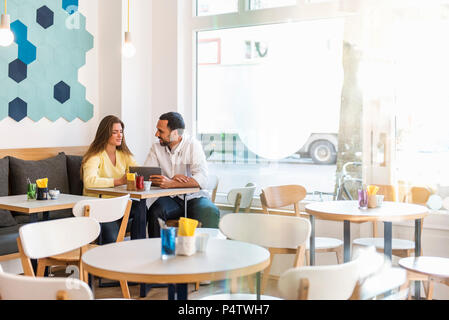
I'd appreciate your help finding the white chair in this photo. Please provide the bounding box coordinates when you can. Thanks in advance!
[261,185,343,264]
[200,213,311,299]
[17,216,100,281]
[0,265,93,300]
[278,246,408,300]
[206,174,219,203]
[219,183,256,218]
[47,195,132,298]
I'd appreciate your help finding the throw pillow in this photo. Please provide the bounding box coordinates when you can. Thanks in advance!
[0,157,8,196]
[9,153,70,195]
[0,209,17,227]
[66,154,84,196]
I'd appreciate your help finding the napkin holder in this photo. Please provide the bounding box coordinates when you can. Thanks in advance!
[176,236,196,256]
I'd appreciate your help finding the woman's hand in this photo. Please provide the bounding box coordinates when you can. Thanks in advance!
[114,174,127,186]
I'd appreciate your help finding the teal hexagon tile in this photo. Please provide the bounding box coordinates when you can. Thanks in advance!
[43,99,61,122]
[70,82,86,100]
[0,42,18,63]
[60,98,77,122]
[77,100,93,122]
[69,50,86,68]
[0,96,8,120]
[0,78,19,101]
[0,0,95,123]
[79,31,94,52]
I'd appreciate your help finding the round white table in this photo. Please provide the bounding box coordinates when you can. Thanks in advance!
[82,238,270,300]
[305,200,428,299]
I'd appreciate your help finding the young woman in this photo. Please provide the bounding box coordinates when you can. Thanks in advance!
[82,115,139,244]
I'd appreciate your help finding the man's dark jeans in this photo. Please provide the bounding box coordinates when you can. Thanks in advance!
[147,196,220,238]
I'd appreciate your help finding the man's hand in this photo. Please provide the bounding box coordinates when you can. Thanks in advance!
[150,175,175,189]
[172,174,191,183]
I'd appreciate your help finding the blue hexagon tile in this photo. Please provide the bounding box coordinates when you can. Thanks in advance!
[0,0,94,122]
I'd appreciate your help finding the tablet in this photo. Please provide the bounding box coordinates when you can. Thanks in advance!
[129,166,162,179]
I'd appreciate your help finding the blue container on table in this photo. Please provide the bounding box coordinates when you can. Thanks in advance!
[161,227,176,260]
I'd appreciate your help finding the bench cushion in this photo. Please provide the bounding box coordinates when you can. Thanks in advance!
[0,157,17,227]
[66,154,84,196]
[0,224,20,256]
[9,153,70,195]
[0,157,8,196]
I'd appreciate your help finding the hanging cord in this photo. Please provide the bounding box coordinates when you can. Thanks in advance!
[127,0,130,32]
[5,0,7,15]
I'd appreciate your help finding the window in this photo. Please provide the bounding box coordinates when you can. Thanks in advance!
[196,0,238,16]
[250,0,297,10]
[185,1,449,211]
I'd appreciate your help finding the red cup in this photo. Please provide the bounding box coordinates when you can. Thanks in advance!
[136,175,144,190]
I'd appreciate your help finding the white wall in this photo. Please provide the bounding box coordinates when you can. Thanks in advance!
[121,0,152,164]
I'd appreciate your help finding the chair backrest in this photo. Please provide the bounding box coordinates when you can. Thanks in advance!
[219,213,311,249]
[410,186,431,205]
[0,265,93,300]
[18,217,100,260]
[227,183,256,212]
[278,247,388,300]
[72,195,130,222]
[374,185,397,202]
[206,175,219,203]
[260,185,307,215]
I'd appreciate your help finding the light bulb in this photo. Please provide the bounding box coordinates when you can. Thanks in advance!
[0,14,14,47]
[122,42,136,58]
[122,31,136,58]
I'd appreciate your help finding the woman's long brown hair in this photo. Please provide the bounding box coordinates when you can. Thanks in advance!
[81,115,133,176]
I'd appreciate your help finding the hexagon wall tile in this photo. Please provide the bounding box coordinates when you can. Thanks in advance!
[0,0,94,122]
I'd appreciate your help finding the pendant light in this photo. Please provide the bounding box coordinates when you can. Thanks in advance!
[0,0,14,47]
[122,0,136,58]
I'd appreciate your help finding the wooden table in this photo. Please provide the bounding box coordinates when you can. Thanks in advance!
[305,200,428,299]
[0,194,96,223]
[86,185,200,239]
[399,256,449,299]
[82,238,270,300]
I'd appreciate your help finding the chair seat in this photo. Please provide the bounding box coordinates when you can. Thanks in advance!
[49,244,99,262]
[353,238,415,250]
[308,237,343,250]
[200,293,282,300]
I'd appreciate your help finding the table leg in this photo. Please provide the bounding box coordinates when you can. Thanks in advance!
[30,213,38,223]
[414,218,422,300]
[256,272,261,300]
[383,222,392,262]
[43,211,49,221]
[167,284,188,300]
[184,195,187,218]
[309,215,315,266]
[383,221,393,297]
[344,220,351,262]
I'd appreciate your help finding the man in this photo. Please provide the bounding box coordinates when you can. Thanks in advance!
[145,112,220,238]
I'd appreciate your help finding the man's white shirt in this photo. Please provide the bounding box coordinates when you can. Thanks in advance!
[144,133,211,202]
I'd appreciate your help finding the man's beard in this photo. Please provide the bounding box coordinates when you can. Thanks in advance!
[159,138,170,146]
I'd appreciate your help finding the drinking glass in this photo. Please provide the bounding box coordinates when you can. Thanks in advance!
[358,189,368,209]
[27,183,36,200]
[161,227,176,259]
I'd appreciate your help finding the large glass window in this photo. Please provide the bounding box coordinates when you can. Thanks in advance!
[197,19,345,197]
[196,0,238,16]
[187,0,449,210]
[250,0,297,10]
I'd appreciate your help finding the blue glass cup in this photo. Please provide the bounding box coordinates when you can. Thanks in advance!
[161,227,176,260]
